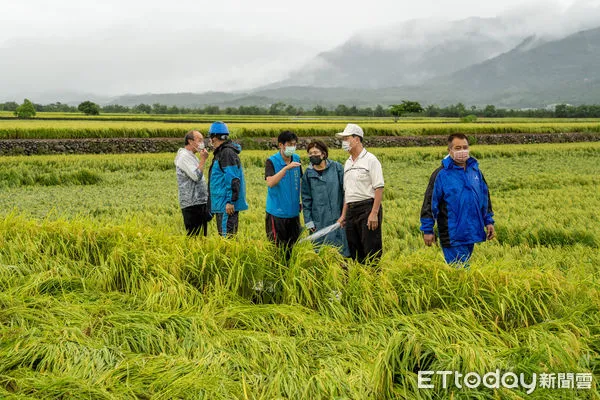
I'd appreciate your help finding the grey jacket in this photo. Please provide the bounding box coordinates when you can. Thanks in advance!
[175,148,208,208]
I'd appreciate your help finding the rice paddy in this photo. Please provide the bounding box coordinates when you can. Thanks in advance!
[1,116,600,139]
[0,143,598,398]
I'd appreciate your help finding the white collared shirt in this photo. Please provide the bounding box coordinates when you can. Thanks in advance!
[343,148,384,203]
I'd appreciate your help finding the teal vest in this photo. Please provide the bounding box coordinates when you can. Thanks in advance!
[266,152,301,218]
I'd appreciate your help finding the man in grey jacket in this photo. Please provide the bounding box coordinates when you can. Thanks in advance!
[175,130,210,236]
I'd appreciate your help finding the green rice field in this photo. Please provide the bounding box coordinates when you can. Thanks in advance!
[0,143,598,398]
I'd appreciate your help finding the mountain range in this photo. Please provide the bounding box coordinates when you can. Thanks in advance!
[4,14,600,109]
[108,22,600,109]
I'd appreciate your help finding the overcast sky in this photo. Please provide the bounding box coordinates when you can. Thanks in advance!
[1,0,586,47]
[0,0,597,101]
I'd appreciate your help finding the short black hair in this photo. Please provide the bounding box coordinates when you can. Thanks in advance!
[353,134,363,143]
[278,130,298,145]
[210,134,229,141]
[184,130,196,146]
[307,140,329,158]
[448,133,468,146]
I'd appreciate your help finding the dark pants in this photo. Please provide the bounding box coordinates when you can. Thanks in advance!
[266,213,301,260]
[345,199,383,264]
[215,212,239,237]
[181,204,210,237]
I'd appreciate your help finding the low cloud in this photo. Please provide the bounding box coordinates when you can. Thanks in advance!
[0,25,317,101]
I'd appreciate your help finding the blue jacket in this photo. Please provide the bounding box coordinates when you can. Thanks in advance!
[420,156,494,247]
[266,152,301,218]
[301,160,349,256]
[208,141,248,213]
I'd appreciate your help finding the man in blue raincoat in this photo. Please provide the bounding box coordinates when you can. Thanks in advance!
[208,121,248,237]
[420,133,495,266]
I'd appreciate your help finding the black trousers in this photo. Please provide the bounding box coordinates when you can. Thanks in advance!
[266,213,301,260]
[215,212,239,237]
[181,204,210,237]
[345,199,383,264]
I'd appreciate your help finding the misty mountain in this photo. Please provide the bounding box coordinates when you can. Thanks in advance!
[269,17,531,89]
[109,25,600,109]
[5,4,600,109]
[266,2,600,90]
[109,92,241,107]
[410,25,600,107]
[223,26,600,108]
[106,87,378,108]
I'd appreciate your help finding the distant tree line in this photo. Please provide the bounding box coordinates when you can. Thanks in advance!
[4,99,600,118]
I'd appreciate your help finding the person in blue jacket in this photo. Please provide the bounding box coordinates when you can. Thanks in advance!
[420,133,495,266]
[265,131,302,257]
[208,121,248,237]
[301,140,349,257]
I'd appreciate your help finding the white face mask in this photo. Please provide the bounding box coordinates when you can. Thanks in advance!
[284,146,296,157]
[197,142,205,151]
[341,141,352,152]
[451,149,469,163]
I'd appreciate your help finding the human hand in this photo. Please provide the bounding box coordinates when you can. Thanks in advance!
[337,215,346,228]
[423,234,435,246]
[367,212,379,231]
[226,203,235,215]
[285,161,302,170]
[486,224,495,240]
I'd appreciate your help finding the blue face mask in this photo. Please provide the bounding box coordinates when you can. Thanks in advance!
[284,146,296,157]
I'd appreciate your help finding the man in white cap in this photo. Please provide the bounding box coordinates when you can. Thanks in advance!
[336,124,385,264]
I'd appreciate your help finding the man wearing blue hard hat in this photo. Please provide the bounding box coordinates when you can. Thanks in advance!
[207,121,248,237]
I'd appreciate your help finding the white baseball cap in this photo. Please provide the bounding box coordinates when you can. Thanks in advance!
[336,123,364,138]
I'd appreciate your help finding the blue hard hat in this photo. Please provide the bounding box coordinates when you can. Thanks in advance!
[208,121,230,135]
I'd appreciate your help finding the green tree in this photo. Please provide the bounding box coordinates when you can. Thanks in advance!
[483,105,496,117]
[454,102,467,117]
[203,105,220,114]
[425,104,440,117]
[313,105,328,116]
[269,102,285,115]
[389,100,423,121]
[14,99,37,119]
[554,104,568,118]
[102,104,130,113]
[335,104,349,116]
[132,104,152,114]
[0,101,19,111]
[78,101,100,115]
[151,103,168,114]
[361,107,374,117]
[285,104,297,116]
[374,105,386,117]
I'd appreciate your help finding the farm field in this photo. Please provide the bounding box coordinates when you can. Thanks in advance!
[0,143,598,398]
[2,114,600,139]
[3,111,600,124]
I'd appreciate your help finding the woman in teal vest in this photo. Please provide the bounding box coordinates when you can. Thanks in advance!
[265,131,302,259]
[301,140,349,257]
